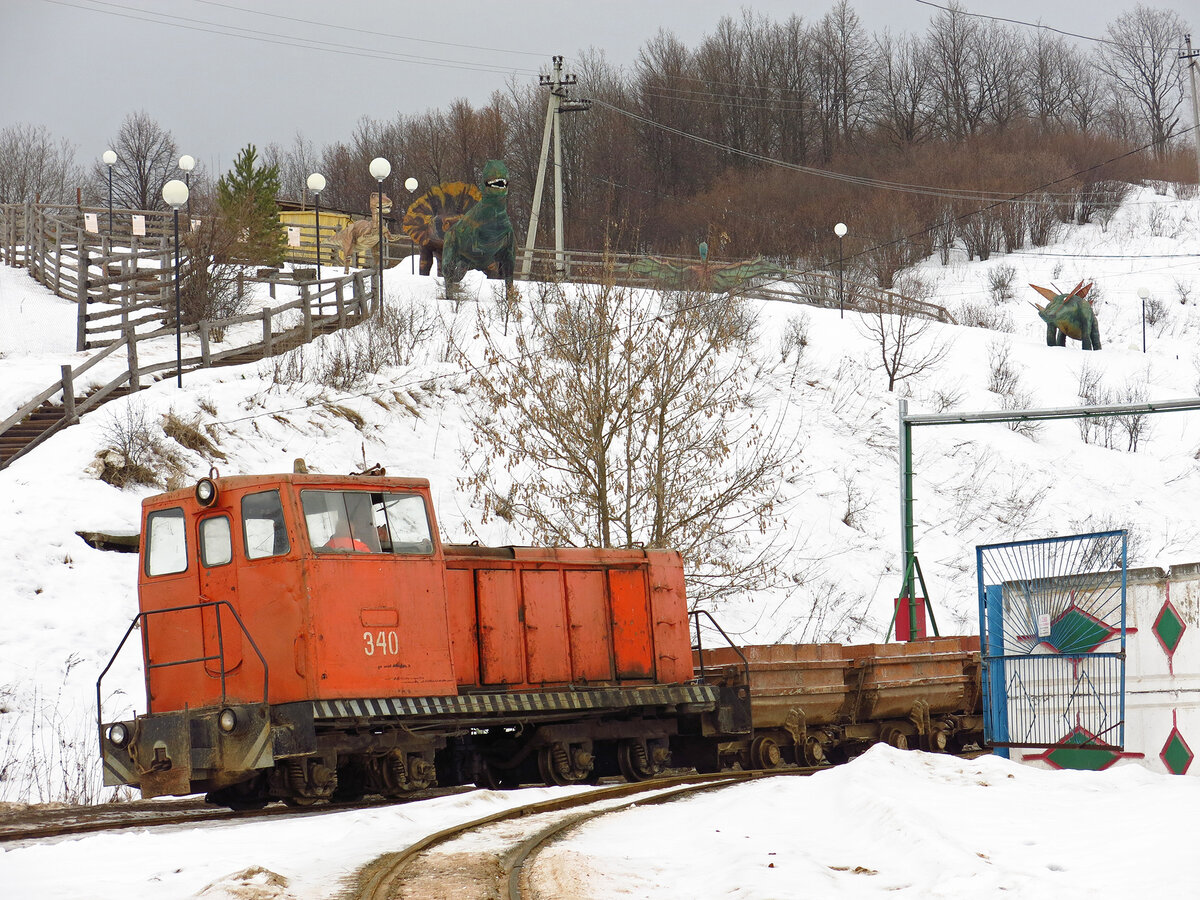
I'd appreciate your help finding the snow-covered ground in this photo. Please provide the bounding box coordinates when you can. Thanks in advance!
[5,747,1199,899]
[2,184,1199,895]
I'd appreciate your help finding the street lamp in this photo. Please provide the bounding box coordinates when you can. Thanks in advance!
[1137,286,1149,353]
[834,222,847,318]
[178,154,195,226]
[307,172,326,281]
[404,176,418,273]
[102,149,117,236]
[368,156,391,311]
[162,178,189,388]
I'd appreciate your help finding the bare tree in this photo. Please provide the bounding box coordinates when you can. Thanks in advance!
[0,123,80,204]
[871,31,935,146]
[458,277,793,605]
[265,131,319,204]
[1097,6,1187,153]
[857,273,949,391]
[91,111,179,210]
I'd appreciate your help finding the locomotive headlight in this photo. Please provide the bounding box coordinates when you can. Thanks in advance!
[218,708,237,733]
[195,477,218,507]
[107,723,129,747]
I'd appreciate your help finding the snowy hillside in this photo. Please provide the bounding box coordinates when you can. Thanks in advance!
[1,184,1198,804]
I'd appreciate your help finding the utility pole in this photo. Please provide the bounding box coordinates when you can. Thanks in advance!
[1181,35,1200,187]
[521,56,591,281]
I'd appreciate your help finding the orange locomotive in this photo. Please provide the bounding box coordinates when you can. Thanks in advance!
[98,470,744,807]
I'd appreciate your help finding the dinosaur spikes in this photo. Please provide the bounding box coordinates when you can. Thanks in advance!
[1076,282,1094,298]
[1030,284,1059,302]
[1069,279,1086,297]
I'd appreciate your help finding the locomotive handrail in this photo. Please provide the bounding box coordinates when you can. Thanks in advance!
[689,609,750,687]
[95,599,269,731]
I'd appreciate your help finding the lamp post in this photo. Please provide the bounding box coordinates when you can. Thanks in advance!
[1138,286,1149,353]
[307,172,326,281]
[102,149,117,236]
[178,154,195,226]
[404,176,418,273]
[369,157,391,311]
[162,178,189,388]
[834,222,847,318]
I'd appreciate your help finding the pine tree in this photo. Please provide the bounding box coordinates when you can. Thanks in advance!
[216,144,284,265]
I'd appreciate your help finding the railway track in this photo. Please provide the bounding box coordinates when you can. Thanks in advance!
[0,786,469,844]
[351,768,823,900]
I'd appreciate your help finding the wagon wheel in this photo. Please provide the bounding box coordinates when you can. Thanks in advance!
[749,735,783,770]
[802,734,828,767]
[880,726,909,750]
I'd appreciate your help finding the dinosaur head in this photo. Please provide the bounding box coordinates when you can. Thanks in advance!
[369,192,392,215]
[481,160,509,199]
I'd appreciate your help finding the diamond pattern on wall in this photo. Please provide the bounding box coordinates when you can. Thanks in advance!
[1161,728,1194,775]
[1153,600,1187,670]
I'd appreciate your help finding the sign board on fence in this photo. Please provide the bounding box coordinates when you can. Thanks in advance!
[191,218,200,232]
[84,213,98,234]
[131,215,146,237]
[287,226,301,248]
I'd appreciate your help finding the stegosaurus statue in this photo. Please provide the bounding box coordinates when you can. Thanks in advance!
[1029,281,1102,350]
[440,159,515,291]
[401,181,482,276]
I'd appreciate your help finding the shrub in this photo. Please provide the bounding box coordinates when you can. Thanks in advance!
[93,402,185,489]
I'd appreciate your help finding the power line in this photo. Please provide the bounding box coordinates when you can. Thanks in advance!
[41,0,542,77]
[192,0,549,59]
[911,0,1130,48]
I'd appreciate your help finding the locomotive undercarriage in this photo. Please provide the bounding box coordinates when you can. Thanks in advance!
[102,683,982,808]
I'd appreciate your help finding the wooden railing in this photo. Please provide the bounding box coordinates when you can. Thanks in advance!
[0,263,376,469]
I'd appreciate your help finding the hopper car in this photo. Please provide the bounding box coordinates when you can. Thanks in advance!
[97,470,984,808]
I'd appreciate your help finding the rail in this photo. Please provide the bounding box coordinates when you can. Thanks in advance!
[96,599,270,731]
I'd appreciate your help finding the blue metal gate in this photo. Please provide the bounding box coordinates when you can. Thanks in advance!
[976,531,1127,750]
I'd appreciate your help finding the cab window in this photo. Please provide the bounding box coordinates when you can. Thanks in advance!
[302,490,432,555]
[242,490,290,560]
[200,516,232,567]
[145,507,188,576]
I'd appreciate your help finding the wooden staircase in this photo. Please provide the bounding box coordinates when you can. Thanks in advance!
[0,384,134,467]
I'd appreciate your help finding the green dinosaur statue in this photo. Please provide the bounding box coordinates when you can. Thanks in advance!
[440,159,515,290]
[618,255,785,293]
[1029,281,1101,350]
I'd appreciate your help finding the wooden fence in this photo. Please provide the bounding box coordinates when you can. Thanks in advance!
[0,199,378,469]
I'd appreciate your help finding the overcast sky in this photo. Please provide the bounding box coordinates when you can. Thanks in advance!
[1,0,1194,180]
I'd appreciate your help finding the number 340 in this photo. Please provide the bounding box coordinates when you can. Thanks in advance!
[363,630,399,656]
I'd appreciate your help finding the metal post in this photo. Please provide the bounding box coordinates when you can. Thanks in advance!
[173,207,182,388]
[376,186,384,312]
[1142,299,1146,353]
[838,236,844,318]
[314,191,322,282]
[898,398,917,639]
[107,165,113,237]
[184,171,191,227]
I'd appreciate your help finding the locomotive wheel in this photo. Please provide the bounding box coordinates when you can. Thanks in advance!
[749,736,783,770]
[537,742,594,786]
[616,738,662,782]
[207,775,268,810]
[475,760,521,790]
